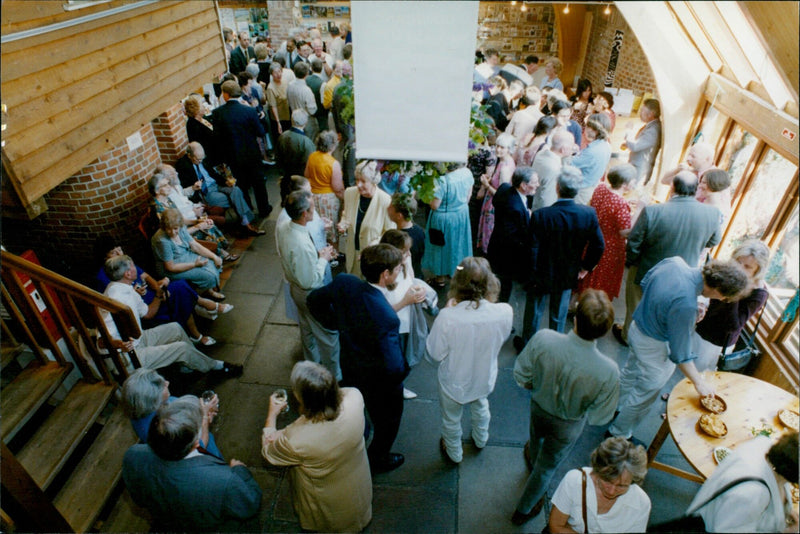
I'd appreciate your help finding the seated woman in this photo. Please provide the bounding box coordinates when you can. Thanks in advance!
[120,368,222,459]
[262,361,372,533]
[687,432,798,533]
[548,436,651,533]
[337,160,395,277]
[151,208,226,302]
[148,172,237,262]
[94,237,230,344]
[693,239,770,371]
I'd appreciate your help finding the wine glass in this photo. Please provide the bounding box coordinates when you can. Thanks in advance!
[202,390,219,425]
[274,388,290,414]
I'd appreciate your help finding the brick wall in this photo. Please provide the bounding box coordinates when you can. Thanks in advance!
[2,123,163,281]
[152,101,189,165]
[266,1,299,45]
[477,2,557,64]
[581,6,657,98]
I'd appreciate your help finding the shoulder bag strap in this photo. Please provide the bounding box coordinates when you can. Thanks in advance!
[685,476,770,516]
[720,300,767,360]
[581,469,588,534]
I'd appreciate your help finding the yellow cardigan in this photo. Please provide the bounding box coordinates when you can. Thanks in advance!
[341,186,396,275]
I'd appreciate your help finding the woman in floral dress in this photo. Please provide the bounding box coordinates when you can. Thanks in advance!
[476,133,516,255]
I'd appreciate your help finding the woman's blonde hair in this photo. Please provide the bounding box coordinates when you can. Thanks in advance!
[731,239,771,283]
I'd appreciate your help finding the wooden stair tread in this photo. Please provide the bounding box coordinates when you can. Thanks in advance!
[16,380,115,489]
[1,343,25,370]
[54,406,138,533]
[1,361,72,442]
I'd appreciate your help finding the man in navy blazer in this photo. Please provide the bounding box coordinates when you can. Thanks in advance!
[488,166,539,303]
[307,244,408,473]
[522,166,604,344]
[211,80,272,220]
[229,31,256,75]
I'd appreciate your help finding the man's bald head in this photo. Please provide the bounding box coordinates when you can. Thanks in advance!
[673,170,699,197]
[551,129,576,157]
[687,143,714,172]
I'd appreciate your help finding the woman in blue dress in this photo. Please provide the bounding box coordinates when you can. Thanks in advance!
[422,164,473,286]
[151,208,226,301]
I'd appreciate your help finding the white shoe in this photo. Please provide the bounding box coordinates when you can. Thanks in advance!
[403,388,418,399]
[194,305,218,320]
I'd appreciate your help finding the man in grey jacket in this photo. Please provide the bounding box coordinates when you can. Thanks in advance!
[613,171,722,345]
[623,98,662,184]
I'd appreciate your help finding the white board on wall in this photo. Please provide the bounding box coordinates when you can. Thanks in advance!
[351,1,479,163]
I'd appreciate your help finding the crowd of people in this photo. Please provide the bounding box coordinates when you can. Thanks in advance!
[105,29,799,533]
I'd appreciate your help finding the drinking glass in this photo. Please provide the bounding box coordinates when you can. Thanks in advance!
[274,388,290,413]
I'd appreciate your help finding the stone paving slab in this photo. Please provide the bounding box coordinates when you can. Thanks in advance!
[266,286,298,326]
[222,251,283,295]
[366,484,457,534]
[458,444,541,534]
[205,291,272,345]
[246,323,304,385]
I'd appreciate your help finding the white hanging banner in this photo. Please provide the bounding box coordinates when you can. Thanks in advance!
[351,1,479,163]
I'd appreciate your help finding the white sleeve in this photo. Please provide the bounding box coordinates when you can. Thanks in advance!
[551,470,583,532]
[699,482,771,533]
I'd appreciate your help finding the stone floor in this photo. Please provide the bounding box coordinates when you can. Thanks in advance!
[102,157,703,533]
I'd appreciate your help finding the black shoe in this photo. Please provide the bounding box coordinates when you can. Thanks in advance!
[210,363,243,381]
[513,335,526,354]
[510,497,545,525]
[370,452,404,473]
[261,205,274,219]
[612,324,628,347]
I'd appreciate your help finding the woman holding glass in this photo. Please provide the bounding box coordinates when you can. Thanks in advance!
[337,160,395,276]
[262,361,372,533]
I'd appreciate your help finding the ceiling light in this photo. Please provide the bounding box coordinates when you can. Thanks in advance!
[511,1,517,5]
[604,3,611,15]
[521,3,527,11]
[563,4,570,14]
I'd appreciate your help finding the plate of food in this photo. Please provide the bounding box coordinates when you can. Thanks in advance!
[713,446,732,464]
[778,409,799,431]
[699,413,728,438]
[700,395,727,414]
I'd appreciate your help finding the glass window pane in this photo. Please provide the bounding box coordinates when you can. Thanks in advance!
[718,125,757,196]
[766,205,799,299]
[719,148,797,260]
[696,105,729,155]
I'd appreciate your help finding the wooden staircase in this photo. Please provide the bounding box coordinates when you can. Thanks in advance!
[0,250,143,532]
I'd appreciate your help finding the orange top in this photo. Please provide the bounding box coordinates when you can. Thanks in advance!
[305,151,336,194]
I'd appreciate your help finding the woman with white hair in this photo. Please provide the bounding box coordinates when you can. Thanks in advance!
[692,239,771,371]
[336,160,395,276]
[476,132,516,255]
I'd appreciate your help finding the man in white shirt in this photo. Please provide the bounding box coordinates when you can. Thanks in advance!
[328,26,345,61]
[310,38,334,82]
[505,86,543,144]
[276,190,340,380]
[287,62,319,141]
[101,255,242,377]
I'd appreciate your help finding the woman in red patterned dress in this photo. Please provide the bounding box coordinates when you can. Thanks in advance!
[577,164,637,300]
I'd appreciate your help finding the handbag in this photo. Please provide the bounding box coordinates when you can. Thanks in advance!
[649,476,769,533]
[717,303,766,372]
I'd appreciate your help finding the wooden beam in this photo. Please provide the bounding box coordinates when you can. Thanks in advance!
[705,73,799,164]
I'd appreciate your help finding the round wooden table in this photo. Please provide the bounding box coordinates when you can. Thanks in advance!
[647,371,799,482]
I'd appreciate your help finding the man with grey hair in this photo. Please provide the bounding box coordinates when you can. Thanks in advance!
[277,190,340,379]
[276,110,316,201]
[310,38,334,81]
[519,167,604,349]
[530,128,575,212]
[612,170,722,346]
[100,255,242,377]
[212,79,272,221]
[123,396,261,531]
[287,62,319,140]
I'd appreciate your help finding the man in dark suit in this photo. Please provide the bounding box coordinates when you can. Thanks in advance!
[521,166,604,345]
[229,31,255,75]
[123,397,261,532]
[306,58,328,139]
[307,244,408,473]
[276,110,315,202]
[612,170,721,346]
[175,142,264,236]
[211,80,272,220]
[488,166,538,303]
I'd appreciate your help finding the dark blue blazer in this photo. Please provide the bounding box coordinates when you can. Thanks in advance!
[528,198,604,293]
[210,100,265,180]
[488,183,530,278]
[307,274,407,386]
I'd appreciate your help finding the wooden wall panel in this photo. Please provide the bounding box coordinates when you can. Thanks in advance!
[0,0,226,213]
